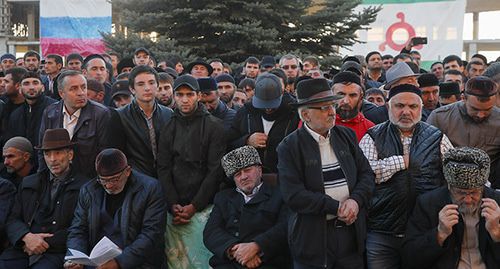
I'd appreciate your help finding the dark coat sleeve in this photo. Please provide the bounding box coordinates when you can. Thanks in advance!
[157,121,178,208]
[66,185,92,254]
[226,107,251,149]
[277,136,340,215]
[37,105,51,172]
[203,192,240,261]
[95,106,112,153]
[403,192,450,269]
[191,118,226,211]
[6,184,32,246]
[253,198,289,261]
[107,109,126,152]
[114,180,167,269]
[0,178,16,226]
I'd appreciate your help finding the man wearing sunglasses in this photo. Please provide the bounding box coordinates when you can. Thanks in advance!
[279,54,301,80]
[277,78,375,268]
[65,148,166,269]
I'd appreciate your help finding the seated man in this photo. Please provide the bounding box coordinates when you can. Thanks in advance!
[404,147,500,268]
[204,146,289,269]
[0,129,88,269]
[65,148,166,269]
[0,178,15,253]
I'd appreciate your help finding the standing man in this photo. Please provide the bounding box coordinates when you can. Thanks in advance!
[1,67,27,144]
[227,73,299,174]
[417,73,440,121]
[332,71,375,142]
[427,76,500,188]
[216,74,238,109]
[112,65,173,178]
[23,51,41,72]
[186,59,213,78]
[438,82,461,106]
[431,62,444,81]
[209,59,225,78]
[443,69,465,92]
[0,129,87,269]
[404,147,500,269]
[65,148,167,269]
[279,54,300,80]
[65,53,83,71]
[0,54,16,74]
[133,47,151,66]
[243,57,260,80]
[42,54,63,100]
[198,77,235,130]
[359,84,453,269]
[82,55,113,106]
[278,78,374,268]
[39,70,111,178]
[365,51,385,84]
[7,72,56,153]
[157,74,226,268]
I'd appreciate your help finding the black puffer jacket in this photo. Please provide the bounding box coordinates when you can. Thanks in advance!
[112,100,173,177]
[157,103,226,211]
[67,170,167,269]
[367,121,445,234]
[227,97,299,173]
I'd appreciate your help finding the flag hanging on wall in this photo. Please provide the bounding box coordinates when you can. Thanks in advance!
[40,0,111,57]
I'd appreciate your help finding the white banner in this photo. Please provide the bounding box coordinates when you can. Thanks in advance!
[342,0,467,63]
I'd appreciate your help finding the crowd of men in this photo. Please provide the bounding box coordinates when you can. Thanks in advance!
[0,39,499,269]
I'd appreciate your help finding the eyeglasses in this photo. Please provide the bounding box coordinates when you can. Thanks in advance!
[450,187,483,199]
[281,65,298,70]
[307,103,338,111]
[97,169,127,185]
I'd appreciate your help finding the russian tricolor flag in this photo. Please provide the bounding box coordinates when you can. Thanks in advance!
[40,0,111,57]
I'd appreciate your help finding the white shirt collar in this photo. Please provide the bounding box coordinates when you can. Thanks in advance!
[236,182,263,203]
[304,122,330,143]
[63,105,81,119]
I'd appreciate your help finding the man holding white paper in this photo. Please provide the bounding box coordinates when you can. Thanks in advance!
[65,148,166,269]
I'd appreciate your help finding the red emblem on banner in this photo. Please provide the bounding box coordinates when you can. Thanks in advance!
[379,12,423,52]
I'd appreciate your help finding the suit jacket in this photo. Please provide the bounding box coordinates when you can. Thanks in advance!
[38,100,111,178]
[203,181,290,268]
[277,125,375,267]
[403,186,500,269]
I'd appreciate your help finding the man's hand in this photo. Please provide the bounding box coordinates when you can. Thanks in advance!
[338,199,359,225]
[247,133,268,149]
[22,232,53,255]
[179,204,196,220]
[63,261,84,269]
[437,204,459,246]
[245,255,262,269]
[232,242,261,266]
[97,258,120,269]
[481,198,500,242]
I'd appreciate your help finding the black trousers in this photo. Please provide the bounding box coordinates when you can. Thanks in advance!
[0,249,64,269]
[293,222,364,269]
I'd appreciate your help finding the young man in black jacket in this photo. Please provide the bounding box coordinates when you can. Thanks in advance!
[111,65,173,178]
[157,74,226,268]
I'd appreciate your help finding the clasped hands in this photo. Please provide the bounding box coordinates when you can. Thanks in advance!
[337,199,359,225]
[227,242,262,269]
[172,204,196,225]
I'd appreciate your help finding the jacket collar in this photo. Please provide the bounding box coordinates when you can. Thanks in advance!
[245,181,272,205]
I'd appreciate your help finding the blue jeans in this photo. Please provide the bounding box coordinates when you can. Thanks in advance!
[366,231,404,269]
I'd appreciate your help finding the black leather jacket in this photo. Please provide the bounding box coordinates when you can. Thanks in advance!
[67,170,167,269]
[113,100,173,178]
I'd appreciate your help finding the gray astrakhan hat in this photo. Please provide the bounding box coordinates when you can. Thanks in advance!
[221,146,262,178]
[443,147,490,189]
